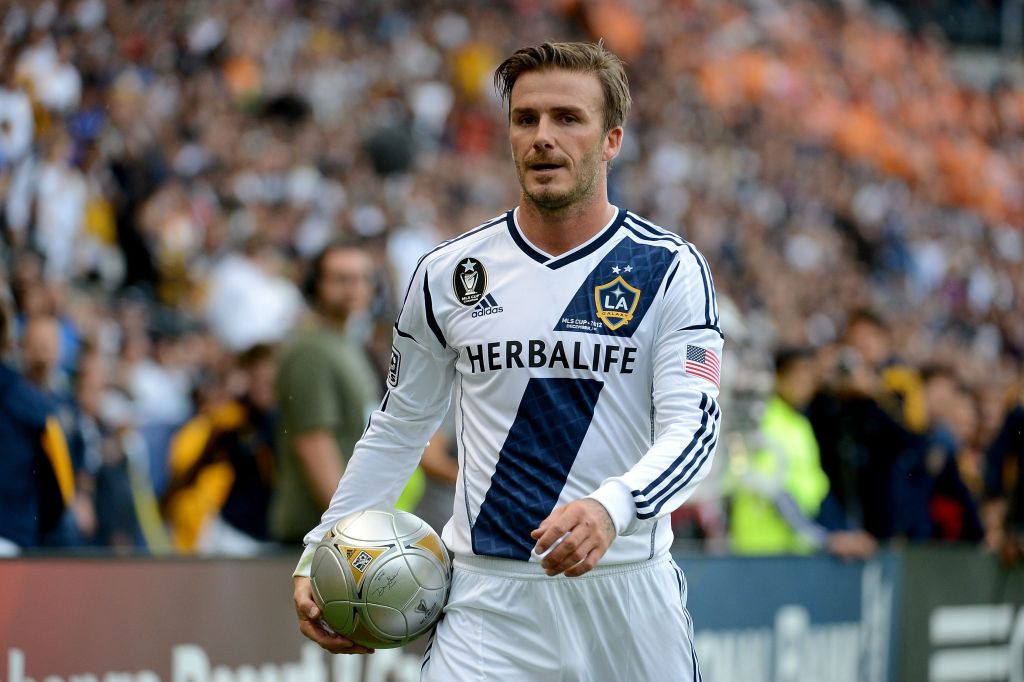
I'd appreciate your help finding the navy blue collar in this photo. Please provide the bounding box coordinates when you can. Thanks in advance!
[506,207,626,270]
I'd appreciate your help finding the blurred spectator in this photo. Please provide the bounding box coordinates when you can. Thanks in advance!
[14,34,80,115]
[18,312,92,547]
[163,343,277,556]
[729,346,877,559]
[203,236,304,353]
[0,73,33,168]
[807,312,928,540]
[19,313,64,393]
[984,390,1024,563]
[892,364,984,542]
[0,0,1019,554]
[271,239,414,545]
[34,131,87,283]
[0,296,74,553]
[121,324,195,496]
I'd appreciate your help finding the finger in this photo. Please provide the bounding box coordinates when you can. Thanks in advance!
[295,598,318,619]
[532,519,572,556]
[299,618,375,655]
[544,536,598,576]
[293,578,320,620]
[531,507,568,550]
[563,547,603,577]
[295,597,321,621]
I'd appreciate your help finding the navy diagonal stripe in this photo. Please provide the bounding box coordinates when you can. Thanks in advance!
[638,407,720,518]
[471,377,604,559]
[553,234,676,338]
[634,393,710,499]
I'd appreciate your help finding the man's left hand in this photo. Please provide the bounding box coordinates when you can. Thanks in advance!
[531,499,616,577]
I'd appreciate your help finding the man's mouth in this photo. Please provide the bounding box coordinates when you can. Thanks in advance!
[530,162,562,172]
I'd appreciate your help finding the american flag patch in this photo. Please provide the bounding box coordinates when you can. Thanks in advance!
[684,345,720,387]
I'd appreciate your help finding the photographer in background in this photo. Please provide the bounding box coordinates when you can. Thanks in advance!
[730,346,877,559]
[806,311,926,540]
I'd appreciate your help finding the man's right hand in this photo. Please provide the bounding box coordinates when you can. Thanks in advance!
[293,576,375,655]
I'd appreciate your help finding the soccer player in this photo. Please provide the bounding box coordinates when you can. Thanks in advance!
[292,41,722,681]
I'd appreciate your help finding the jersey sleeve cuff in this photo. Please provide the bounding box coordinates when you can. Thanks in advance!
[587,479,647,537]
[293,544,317,578]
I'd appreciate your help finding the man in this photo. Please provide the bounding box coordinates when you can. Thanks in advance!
[20,312,95,547]
[0,300,75,553]
[807,312,925,540]
[730,346,876,559]
[270,240,387,545]
[983,391,1024,562]
[901,364,982,543]
[293,42,722,681]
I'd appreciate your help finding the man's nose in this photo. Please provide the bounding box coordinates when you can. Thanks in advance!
[532,116,555,149]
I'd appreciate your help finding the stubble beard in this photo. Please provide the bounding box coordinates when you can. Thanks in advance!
[519,145,604,217]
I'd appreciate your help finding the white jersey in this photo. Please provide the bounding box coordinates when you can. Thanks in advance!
[296,207,723,574]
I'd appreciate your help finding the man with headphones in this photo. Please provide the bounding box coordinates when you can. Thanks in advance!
[269,239,388,546]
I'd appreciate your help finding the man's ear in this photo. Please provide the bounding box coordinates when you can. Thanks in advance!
[603,126,623,163]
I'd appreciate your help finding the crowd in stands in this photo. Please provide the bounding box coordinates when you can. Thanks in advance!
[0,0,1021,559]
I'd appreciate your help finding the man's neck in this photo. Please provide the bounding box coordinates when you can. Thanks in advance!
[314,309,349,332]
[516,199,616,257]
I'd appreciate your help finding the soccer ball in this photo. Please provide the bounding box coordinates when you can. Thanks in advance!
[309,508,451,649]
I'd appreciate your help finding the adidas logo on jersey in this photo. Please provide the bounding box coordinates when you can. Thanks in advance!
[471,293,503,318]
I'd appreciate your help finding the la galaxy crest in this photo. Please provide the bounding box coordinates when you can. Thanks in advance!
[594,275,640,331]
[453,257,486,306]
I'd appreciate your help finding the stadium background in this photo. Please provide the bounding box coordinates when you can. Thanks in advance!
[0,0,1022,680]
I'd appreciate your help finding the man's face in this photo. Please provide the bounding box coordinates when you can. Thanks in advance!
[508,69,622,213]
[845,320,890,370]
[778,357,818,409]
[316,248,373,322]
[21,316,60,378]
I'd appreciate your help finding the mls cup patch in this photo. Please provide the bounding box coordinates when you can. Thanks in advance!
[594,275,640,331]
[453,257,487,306]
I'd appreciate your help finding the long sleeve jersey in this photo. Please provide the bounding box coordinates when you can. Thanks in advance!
[296,207,723,575]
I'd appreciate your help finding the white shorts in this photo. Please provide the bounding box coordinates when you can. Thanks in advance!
[421,554,701,682]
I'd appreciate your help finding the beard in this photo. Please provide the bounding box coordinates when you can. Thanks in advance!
[517,143,604,213]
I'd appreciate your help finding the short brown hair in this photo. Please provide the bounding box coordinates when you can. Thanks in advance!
[494,41,632,133]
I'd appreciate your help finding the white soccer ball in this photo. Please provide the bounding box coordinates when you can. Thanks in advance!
[310,508,451,649]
